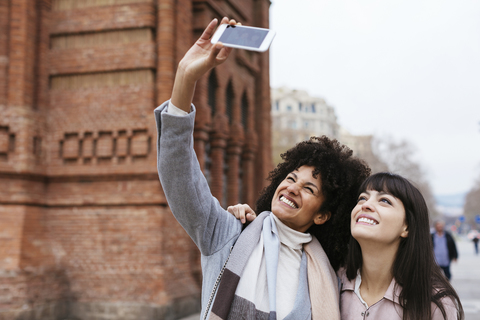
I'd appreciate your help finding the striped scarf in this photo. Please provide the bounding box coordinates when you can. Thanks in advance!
[207,212,340,320]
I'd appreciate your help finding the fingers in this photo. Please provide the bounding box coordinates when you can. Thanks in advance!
[216,45,232,62]
[205,17,239,40]
[227,205,246,224]
[208,42,224,64]
[227,204,256,224]
[220,17,237,26]
[204,17,238,66]
[220,17,230,25]
[199,18,218,41]
[243,205,257,222]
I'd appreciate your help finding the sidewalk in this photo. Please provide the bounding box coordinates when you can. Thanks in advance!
[451,238,480,320]
[177,313,200,320]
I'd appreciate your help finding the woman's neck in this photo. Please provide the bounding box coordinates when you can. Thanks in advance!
[358,241,398,306]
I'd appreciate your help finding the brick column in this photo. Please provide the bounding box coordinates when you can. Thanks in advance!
[243,129,258,207]
[209,138,224,206]
[1,0,41,275]
[35,0,51,112]
[253,0,273,196]
[226,146,241,206]
[7,0,37,109]
[210,112,229,206]
[156,0,175,105]
[0,1,9,106]
[227,121,244,206]
[193,77,211,171]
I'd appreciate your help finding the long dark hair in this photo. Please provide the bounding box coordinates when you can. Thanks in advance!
[256,136,371,270]
[346,172,464,320]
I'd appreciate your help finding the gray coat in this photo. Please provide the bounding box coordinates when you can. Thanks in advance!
[155,101,243,319]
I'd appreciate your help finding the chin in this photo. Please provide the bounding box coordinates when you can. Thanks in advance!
[351,228,371,240]
[271,203,283,215]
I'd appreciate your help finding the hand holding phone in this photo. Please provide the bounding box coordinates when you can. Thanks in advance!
[211,24,275,52]
[172,17,237,112]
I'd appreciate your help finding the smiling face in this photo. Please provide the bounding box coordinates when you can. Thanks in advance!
[270,165,329,233]
[351,189,409,246]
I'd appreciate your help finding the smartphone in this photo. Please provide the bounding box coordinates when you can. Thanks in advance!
[211,24,275,52]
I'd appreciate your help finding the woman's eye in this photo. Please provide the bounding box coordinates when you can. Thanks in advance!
[287,177,295,182]
[357,196,367,202]
[305,187,314,194]
[380,198,392,205]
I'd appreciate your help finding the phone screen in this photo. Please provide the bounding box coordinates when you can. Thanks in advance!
[218,25,269,49]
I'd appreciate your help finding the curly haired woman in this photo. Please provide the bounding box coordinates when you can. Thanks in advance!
[155,18,370,320]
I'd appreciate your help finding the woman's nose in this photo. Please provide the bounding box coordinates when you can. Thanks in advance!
[361,200,374,211]
[287,183,300,194]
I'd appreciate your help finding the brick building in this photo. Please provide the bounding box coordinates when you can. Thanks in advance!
[0,0,272,319]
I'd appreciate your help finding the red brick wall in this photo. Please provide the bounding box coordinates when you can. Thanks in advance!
[0,0,272,318]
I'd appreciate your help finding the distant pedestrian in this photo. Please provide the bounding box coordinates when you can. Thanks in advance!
[468,230,479,255]
[431,220,458,280]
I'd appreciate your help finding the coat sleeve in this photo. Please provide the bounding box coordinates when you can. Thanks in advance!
[447,233,459,261]
[154,101,243,256]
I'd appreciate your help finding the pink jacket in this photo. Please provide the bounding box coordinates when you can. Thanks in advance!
[338,269,458,320]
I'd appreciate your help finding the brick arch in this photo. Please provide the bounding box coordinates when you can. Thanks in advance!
[225,79,235,124]
[207,69,218,117]
[240,90,249,130]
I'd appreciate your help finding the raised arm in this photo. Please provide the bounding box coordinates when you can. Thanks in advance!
[156,18,242,256]
[171,17,236,111]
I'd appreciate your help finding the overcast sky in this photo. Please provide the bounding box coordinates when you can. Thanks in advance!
[269,0,480,196]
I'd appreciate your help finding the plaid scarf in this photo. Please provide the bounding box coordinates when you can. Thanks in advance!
[207,212,340,320]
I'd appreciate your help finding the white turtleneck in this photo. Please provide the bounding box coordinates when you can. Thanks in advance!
[235,214,312,319]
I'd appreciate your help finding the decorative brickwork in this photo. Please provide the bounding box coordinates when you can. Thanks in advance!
[0,126,15,161]
[0,0,272,319]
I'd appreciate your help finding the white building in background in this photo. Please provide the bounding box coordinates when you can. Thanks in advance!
[271,87,339,164]
[339,127,388,173]
[339,127,373,160]
[270,86,387,171]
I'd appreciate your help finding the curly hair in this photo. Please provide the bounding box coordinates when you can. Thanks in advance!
[256,136,371,270]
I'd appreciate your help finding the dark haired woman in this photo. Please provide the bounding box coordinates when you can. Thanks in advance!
[155,17,370,320]
[341,172,463,319]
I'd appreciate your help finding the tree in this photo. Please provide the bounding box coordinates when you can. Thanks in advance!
[372,136,439,218]
[464,174,480,224]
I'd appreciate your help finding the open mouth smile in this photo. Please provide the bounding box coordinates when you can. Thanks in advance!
[280,195,298,209]
[356,216,378,226]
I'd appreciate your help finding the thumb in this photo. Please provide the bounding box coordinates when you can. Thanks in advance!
[207,42,224,65]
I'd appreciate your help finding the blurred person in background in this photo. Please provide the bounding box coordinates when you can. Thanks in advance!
[431,220,458,280]
[474,236,479,255]
[468,230,479,255]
